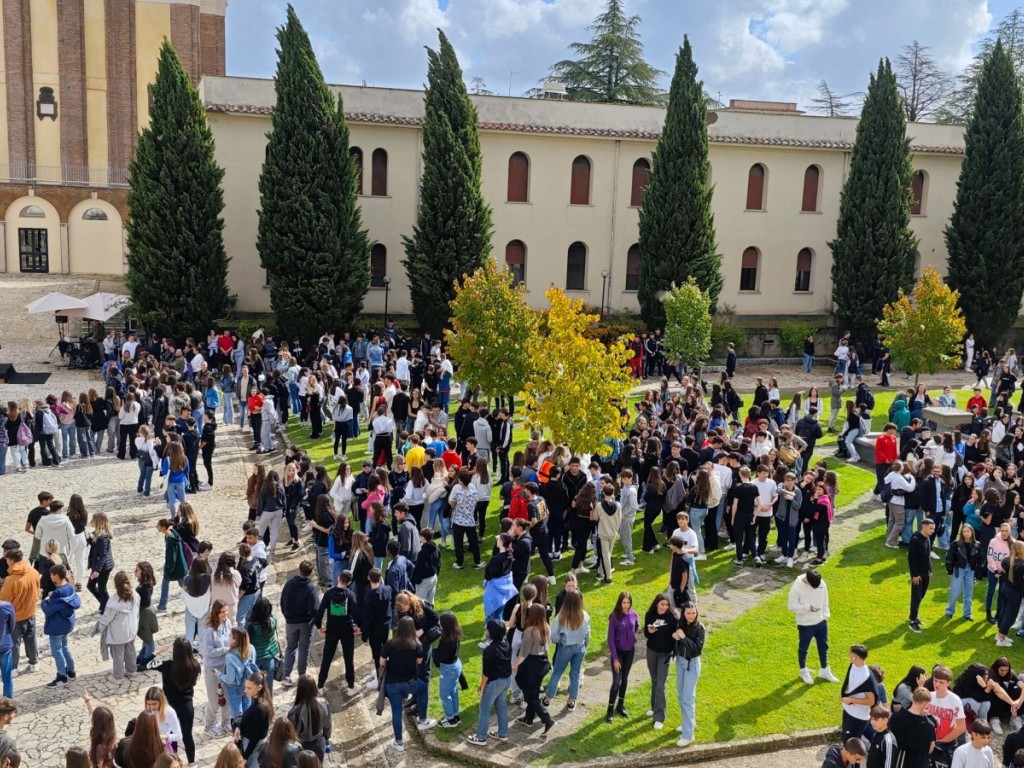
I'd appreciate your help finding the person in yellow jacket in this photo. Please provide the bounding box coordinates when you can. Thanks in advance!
[0,549,40,676]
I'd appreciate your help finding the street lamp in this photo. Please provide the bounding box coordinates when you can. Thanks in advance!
[600,269,610,320]
[383,275,392,330]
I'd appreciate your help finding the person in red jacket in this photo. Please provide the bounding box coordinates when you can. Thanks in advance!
[874,423,899,500]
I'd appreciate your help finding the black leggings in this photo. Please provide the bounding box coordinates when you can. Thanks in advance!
[201,444,214,486]
[318,627,355,688]
[333,421,350,455]
[171,697,196,763]
[474,499,489,540]
[88,569,111,613]
[571,519,592,570]
[609,647,635,705]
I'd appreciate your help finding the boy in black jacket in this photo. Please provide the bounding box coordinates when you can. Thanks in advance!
[363,568,392,691]
[315,569,356,693]
[908,519,934,633]
[867,705,897,768]
[411,528,440,606]
[820,738,866,768]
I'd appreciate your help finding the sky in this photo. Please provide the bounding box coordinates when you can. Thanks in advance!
[226,0,1021,110]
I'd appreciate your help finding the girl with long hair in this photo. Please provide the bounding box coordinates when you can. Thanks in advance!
[643,593,675,730]
[161,442,190,516]
[605,591,639,722]
[84,694,117,768]
[66,493,89,585]
[74,391,95,457]
[544,590,590,710]
[309,493,336,588]
[380,616,434,750]
[142,687,182,755]
[219,628,256,721]
[258,717,302,768]
[210,553,241,622]
[513,603,554,734]
[200,600,233,735]
[997,539,1024,645]
[282,461,304,550]
[328,514,353,585]
[97,571,140,680]
[246,597,282,696]
[134,561,158,664]
[256,469,286,555]
[87,513,115,613]
[945,524,982,620]
[672,602,705,748]
[246,463,267,524]
[287,675,332,758]
[148,637,201,765]
[122,710,164,768]
[641,467,666,554]
[235,671,274,764]
[182,556,213,647]
[434,611,464,728]
[569,482,598,574]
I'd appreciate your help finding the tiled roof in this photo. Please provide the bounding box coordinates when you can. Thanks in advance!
[203,103,965,155]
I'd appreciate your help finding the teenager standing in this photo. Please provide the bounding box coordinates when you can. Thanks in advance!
[787,570,840,685]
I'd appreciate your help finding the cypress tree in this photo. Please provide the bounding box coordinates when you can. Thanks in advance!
[945,41,1024,347]
[637,37,719,328]
[125,40,233,338]
[402,30,493,336]
[257,5,369,344]
[829,59,917,341]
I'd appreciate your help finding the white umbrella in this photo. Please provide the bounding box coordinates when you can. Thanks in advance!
[63,292,131,322]
[26,292,89,314]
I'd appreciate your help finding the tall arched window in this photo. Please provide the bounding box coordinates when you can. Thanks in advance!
[625,244,641,291]
[746,163,766,210]
[795,248,813,292]
[740,247,760,291]
[566,242,587,291]
[505,240,526,285]
[507,152,530,202]
[371,149,388,196]
[570,155,592,205]
[801,165,820,212]
[630,158,650,207]
[351,146,364,194]
[910,170,926,215]
[370,244,387,287]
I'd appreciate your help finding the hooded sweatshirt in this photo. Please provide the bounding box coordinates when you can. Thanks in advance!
[787,575,831,626]
[0,561,40,621]
[42,581,81,636]
[891,399,911,431]
[34,513,75,559]
[98,590,141,644]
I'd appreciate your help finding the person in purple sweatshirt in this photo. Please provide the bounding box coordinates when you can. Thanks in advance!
[605,590,639,723]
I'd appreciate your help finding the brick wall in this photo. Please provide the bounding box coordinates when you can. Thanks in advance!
[0,184,128,221]
[3,0,34,178]
[199,12,225,78]
[104,0,137,171]
[171,3,201,85]
[58,0,89,177]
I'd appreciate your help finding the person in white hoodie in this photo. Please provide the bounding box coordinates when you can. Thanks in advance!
[34,500,75,565]
[787,570,840,686]
[96,570,140,680]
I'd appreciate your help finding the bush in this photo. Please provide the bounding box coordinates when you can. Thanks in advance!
[711,320,748,355]
[583,313,647,345]
[778,321,818,356]
[235,318,277,342]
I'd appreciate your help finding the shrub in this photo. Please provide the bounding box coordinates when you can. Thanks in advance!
[778,321,818,356]
[583,313,647,346]
[711,320,748,355]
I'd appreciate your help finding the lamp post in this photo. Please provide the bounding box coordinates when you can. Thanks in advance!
[600,269,610,320]
[383,275,392,330]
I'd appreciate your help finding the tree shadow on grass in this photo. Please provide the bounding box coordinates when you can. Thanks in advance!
[711,678,815,742]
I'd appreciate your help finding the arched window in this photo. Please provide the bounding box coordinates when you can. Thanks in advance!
[740,247,760,291]
[19,205,44,218]
[801,165,820,212]
[351,146,364,195]
[370,244,387,287]
[910,170,926,215]
[82,207,108,221]
[570,155,591,205]
[505,240,526,285]
[566,241,587,291]
[371,149,388,196]
[507,152,530,202]
[630,158,650,207]
[795,248,813,292]
[746,163,766,210]
[625,244,641,291]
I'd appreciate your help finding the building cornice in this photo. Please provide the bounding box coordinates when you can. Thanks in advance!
[203,103,965,155]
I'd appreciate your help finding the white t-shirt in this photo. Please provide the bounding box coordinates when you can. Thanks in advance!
[835,344,850,362]
[395,357,410,382]
[752,477,777,517]
[842,663,873,720]
[121,340,139,359]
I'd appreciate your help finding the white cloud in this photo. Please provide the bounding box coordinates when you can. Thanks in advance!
[398,0,450,43]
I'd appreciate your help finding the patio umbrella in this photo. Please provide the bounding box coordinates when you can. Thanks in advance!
[63,292,131,322]
[26,292,89,314]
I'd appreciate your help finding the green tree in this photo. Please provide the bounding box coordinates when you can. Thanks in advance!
[547,0,665,105]
[125,40,233,338]
[660,278,712,372]
[829,59,917,342]
[445,260,539,400]
[940,10,1024,124]
[637,37,719,327]
[878,266,966,386]
[402,30,493,336]
[257,5,369,344]
[945,41,1024,348]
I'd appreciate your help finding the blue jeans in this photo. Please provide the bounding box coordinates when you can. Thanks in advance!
[439,659,463,720]
[844,428,860,461]
[237,592,259,626]
[289,382,301,415]
[60,423,77,458]
[385,679,428,743]
[78,428,95,456]
[166,481,187,516]
[675,655,701,741]
[257,657,276,698]
[157,576,182,611]
[901,508,923,544]
[780,523,800,558]
[331,558,350,586]
[49,634,74,677]
[689,507,707,554]
[0,649,10,697]
[137,459,153,495]
[429,500,450,539]
[803,353,814,373]
[222,393,234,426]
[797,620,829,668]
[936,506,952,550]
[545,643,585,700]
[946,567,975,619]
[238,401,247,430]
[224,682,251,718]
[140,639,155,661]
[475,677,510,740]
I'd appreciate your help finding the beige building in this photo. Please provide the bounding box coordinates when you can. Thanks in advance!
[0,1,968,324]
[0,0,226,277]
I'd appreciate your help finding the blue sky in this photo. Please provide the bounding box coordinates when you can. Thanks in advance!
[226,1,1019,110]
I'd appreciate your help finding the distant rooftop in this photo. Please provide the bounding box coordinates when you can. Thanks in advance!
[723,99,803,115]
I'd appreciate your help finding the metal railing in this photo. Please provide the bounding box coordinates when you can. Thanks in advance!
[0,162,129,187]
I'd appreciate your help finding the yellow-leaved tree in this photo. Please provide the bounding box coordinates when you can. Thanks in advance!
[878,266,966,387]
[523,287,633,454]
[445,259,540,401]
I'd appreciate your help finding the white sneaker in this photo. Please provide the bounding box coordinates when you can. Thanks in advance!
[576,566,590,574]
[280,676,294,688]
[366,676,378,691]
[1010,716,1022,732]
[997,637,1014,647]
[347,685,360,695]
[695,554,707,561]
[389,740,405,752]
[653,721,663,730]
[301,524,312,533]
[992,718,1004,735]
[676,738,693,748]
[723,543,736,551]
[547,576,556,585]
[786,557,794,568]
[930,551,941,560]
[417,718,438,731]
[645,710,654,717]
[818,667,841,683]
[774,555,786,564]
[799,668,814,685]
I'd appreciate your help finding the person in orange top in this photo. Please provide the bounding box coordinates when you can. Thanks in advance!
[873,423,899,499]
[0,549,40,674]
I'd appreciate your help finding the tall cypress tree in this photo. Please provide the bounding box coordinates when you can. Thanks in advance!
[402,30,493,336]
[946,41,1024,347]
[637,37,719,328]
[829,59,917,341]
[126,40,233,338]
[258,5,369,344]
